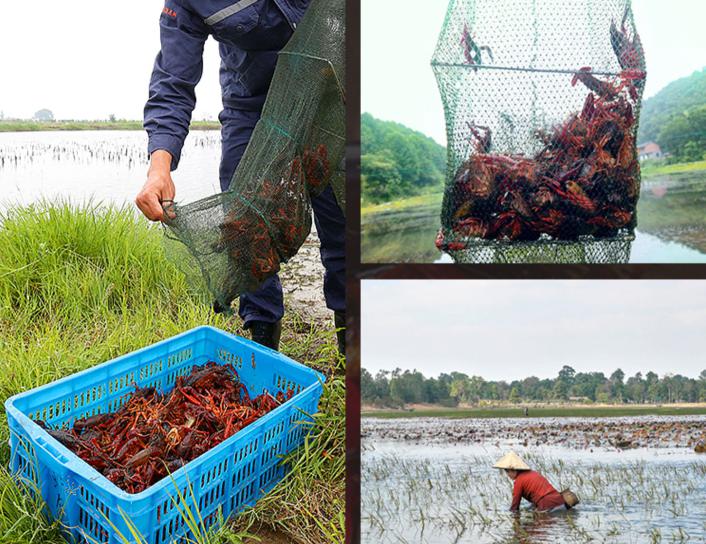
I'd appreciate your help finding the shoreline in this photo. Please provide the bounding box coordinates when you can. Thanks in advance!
[361,162,706,216]
[362,413,706,450]
[0,120,221,132]
[362,403,706,419]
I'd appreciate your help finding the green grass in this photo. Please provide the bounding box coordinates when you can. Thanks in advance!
[0,201,343,544]
[641,159,706,178]
[362,404,706,419]
[361,191,443,218]
[0,120,220,132]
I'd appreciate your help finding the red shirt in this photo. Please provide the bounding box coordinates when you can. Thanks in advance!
[511,470,566,511]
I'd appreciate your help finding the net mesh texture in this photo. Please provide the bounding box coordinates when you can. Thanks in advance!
[432,0,646,264]
[165,0,345,309]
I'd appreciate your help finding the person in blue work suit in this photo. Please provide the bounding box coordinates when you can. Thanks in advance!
[135,0,346,353]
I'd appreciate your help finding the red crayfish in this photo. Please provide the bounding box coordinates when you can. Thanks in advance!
[438,7,646,251]
[218,145,330,290]
[37,363,294,494]
[438,68,645,249]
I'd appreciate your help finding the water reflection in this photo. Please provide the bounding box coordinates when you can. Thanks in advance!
[638,172,706,255]
[511,510,572,544]
[362,171,706,263]
[361,202,441,262]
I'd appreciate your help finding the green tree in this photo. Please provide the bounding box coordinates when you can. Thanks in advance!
[361,113,446,204]
[647,375,665,403]
[553,365,575,400]
[467,376,486,404]
[449,377,468,404]
[361,368,375,404]
[595,382,611,403]
[361,152,404,203]
[362,366,705,408]
[33,108,54,121]
[509,387,520,403]
[639,67,706,144]
[684,142,703,161]
[610,369,625,402]
[571,372,606,401]
[626,372,646,403]
[656,104,706,162]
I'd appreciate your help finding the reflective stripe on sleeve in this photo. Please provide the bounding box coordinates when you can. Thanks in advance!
[204,0,259,25]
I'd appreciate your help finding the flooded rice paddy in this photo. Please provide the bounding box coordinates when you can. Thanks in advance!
[363,415,706,450]
[0,130,222,207]
[362,416,706,543]
[361,171,706,263]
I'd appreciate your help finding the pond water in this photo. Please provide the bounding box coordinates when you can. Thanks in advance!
[362,416,706,544]
[361,171,706,263]
[0,130,222,209]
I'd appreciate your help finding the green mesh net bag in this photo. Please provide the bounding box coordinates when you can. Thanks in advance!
[164,0,345,310]
[432,0,646,263]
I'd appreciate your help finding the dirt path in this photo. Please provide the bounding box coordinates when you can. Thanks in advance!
[280,231,330,324]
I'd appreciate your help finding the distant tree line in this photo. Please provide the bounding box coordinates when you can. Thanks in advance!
[362,365,706,407]
[656,104,706,163]
[361,113,446,205]
[639,67,706,163]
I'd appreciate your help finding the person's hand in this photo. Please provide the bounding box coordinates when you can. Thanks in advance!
[135,150,176,222]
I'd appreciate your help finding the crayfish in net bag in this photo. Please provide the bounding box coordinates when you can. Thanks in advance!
[216,145,331,291]
[438,68,645,249]
[433,0,647,256]
[36,363,293,494]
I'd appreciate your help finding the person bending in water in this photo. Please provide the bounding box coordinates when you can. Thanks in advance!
[494,452,568,512]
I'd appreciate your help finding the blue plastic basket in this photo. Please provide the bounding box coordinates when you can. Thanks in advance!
[5,326,325,543]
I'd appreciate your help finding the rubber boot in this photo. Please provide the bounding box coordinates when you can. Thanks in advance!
[247,320,282,351]
[334,311,345,356]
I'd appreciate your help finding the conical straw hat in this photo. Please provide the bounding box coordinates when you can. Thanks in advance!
[493,451,530,471]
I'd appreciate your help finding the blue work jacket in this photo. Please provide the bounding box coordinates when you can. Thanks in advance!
[144,0,310,168]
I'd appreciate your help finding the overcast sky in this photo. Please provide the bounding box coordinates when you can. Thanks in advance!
[361,280,706,381]
[362,0,706,145]
[3,1,702,127]
[0,1,222,121]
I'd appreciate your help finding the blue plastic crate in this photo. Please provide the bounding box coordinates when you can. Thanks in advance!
[5,326,325,543]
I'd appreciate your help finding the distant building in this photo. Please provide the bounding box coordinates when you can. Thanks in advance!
[637,142,663,161]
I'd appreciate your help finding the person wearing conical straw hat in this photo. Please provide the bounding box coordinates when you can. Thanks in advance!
[494,452,570,512]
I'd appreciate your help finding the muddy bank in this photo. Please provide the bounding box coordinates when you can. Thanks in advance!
[280,230,329,324]
[362,415,706,450]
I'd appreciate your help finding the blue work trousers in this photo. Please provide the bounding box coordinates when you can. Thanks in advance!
[219,108,345,325]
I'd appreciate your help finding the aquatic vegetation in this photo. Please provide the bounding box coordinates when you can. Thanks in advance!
[0,133,219,170]
[363,415,706,450]
[362,446,706,543]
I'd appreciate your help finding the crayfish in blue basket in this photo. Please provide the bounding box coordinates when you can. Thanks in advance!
[36,363,294,493]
